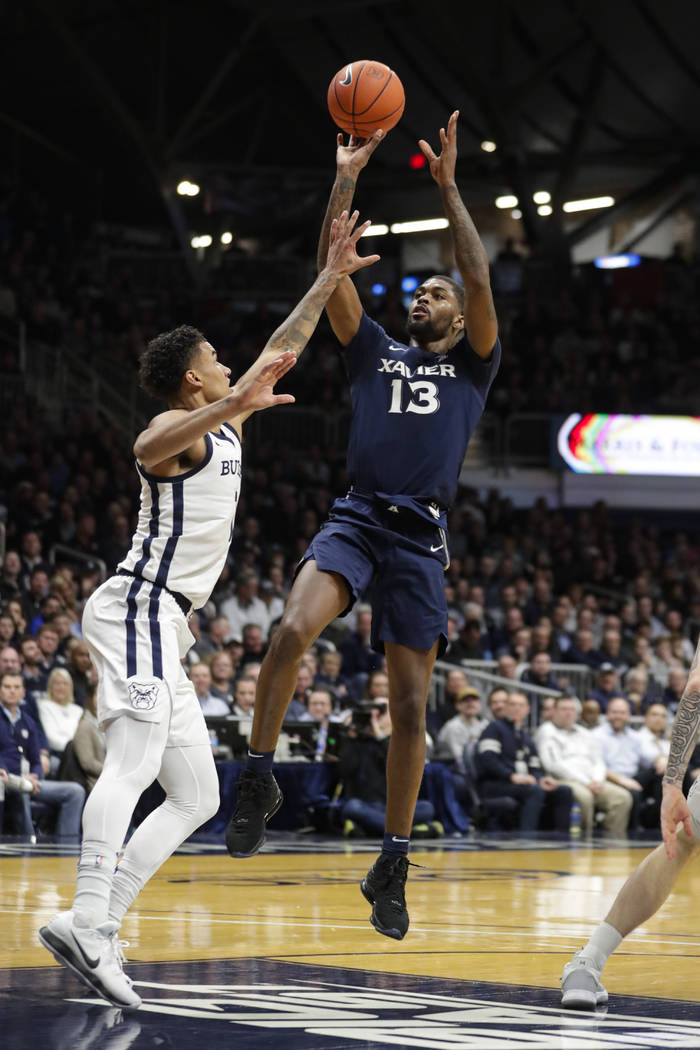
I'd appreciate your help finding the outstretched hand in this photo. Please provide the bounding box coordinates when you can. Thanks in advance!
[336,129,384,176]
[661,782,694,859]
[418,110,459,186]
[325,209,380,276]
[232,351,296,416]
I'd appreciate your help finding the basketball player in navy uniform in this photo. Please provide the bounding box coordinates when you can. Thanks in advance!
[37,211,379,1008]
[226,111,501,940]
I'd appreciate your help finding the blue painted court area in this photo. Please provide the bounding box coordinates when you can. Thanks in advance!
[3,958,700,1050]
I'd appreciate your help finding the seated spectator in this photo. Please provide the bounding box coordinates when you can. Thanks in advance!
[64,638,96,707]
[659,666,687,714]
[314,649,349,704]
[220,570,270,642]
[565,628,601,669]
[0,671,84,841]
[190,662,230,716]
[433,667,474,731]
[194,614,232,658]
[285,664,314,721]
[648,635,682,689]
[476,691,572,835]
[538,695,557,723]
[580,698,603,729]
[529,622,563,663]
[435,687,488,766]
[71,683,105,793]
[487,686,509,721]
[18,635,45,702]
[35,623,65,691]
[259,577,285,629]
[550,601,573,657]
[364,669,390,702]
[592,697,645,832]
[36,667,83,775]
[303,687,340,761]
[623,666,656,714]
[446,617,491,663]
[519,652,561,692]
[240,622,267,668]
[339,603,382,680]
[339,701,440,838]
[231,675,256,719]
[636,702,670,827]
[588,663,620,712]
[598,628,627,673]
[536,694,632,838]
[209,651,235,706]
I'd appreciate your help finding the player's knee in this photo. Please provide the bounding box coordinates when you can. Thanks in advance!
[266,619,311,663]
[392,693,426,736]
[198,781,220,824]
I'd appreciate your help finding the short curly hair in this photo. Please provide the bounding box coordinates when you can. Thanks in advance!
[139,325,206,401]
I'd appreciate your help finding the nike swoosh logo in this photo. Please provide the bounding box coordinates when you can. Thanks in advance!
[391,836,409,843]
[430,544,444,552]
[72,930,100,969]
[388,344,408,352]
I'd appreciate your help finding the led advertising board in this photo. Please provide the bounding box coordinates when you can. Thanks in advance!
[556,414,700,476]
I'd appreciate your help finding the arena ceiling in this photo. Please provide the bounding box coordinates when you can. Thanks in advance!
[3,0,700,255]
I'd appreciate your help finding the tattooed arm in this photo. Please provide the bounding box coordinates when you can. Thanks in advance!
[230,211,379,429]
[419,110,498,359]
[660,644,700,857]
[316,131,384,346]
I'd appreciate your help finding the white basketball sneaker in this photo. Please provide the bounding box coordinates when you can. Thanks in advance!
[561,950,608,1009]
[38,910,141,1009]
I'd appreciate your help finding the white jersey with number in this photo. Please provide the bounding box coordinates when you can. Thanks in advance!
[118,422,241,610]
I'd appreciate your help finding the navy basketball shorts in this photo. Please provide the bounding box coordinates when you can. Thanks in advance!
[298,493,449,655]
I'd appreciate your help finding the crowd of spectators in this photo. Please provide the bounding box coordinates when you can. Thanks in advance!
[2,193,700,842]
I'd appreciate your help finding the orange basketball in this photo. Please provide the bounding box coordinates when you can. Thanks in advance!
[327,60,405,138]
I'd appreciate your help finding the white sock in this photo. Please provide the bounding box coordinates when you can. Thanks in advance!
[108,856,148,925]
[72,841,118,928]
[580,921,623,971]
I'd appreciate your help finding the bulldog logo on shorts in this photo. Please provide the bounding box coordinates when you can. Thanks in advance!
[128,679,160,711]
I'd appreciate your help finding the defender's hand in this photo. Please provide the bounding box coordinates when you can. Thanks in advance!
[231,352,296,416]
[325,210,380,277]
[418,110,459,187]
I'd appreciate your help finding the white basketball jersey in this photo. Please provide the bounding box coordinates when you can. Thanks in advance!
[118,422,241,610]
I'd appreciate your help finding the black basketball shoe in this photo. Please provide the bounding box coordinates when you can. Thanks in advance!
[361,853,411,940]
[225,770,283,857]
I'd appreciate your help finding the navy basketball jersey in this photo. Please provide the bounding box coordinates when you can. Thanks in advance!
[342,313,500,508]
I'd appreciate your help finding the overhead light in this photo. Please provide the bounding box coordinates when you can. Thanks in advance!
[390,218,449,233]
[537,204,553,216]
[481,140,497,153]
[533,190,551,205]
[371,283,387,296]
[177,180,200,197]
[190,234,212,248]
[401,276,419,292]
[361,223,389,237]
[511,209,522,219]
[594,253,641,269]
[221,231,233,245]
[563,195,615,213]
[495,195,518,209]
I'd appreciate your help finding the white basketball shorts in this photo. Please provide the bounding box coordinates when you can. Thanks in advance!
[82,575,209,748]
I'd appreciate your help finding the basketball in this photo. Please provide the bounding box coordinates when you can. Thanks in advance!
[327,60,405,138]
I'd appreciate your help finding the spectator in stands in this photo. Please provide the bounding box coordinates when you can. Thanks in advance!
[529,622,563,663]
[539,695,557,723]
[364,669,390,701]
[195,614,232,658]
[623,666,656,714]
[0,671,84,840]
[20,531,47,588]
[592,697,644,832]
[240,622,267,668]
[580,698,603,730]
[285,663,314,721]
[566,628,601,669]
[550,601,573,657]
[520,651,561,692]
[72,684,105,793]
[259,578,285,632]
[339,701,440,839]
[476,691,571,834]
[339,603,381,680]
[35,623,64,690]
[232,675,256,719]
[588,663,620,712]
[491,606,525,657]
[598,628,627,673]
[660,666,687,714]
[496,653,517,680]
[314,648,349,703]
[648,635,681,688]
[220,570,270,642]
[190,662,230,716]
[304,687,337,760]
[18,636,44,702]
[64,638,95,707]
[447,617,490,662]
[536,695,632,838]
[24,567,51,625]
[36,667,83,775]
[434,686,487,766]
[636,702,670,827]
[0,551,23,602]
[209,651,235,706]
[0,614,16,649]
[487,686,509,721]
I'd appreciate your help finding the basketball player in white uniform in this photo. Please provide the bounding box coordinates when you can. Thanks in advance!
[38,211,379,1008]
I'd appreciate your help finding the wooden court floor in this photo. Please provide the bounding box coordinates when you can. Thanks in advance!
[2,835,700,1049]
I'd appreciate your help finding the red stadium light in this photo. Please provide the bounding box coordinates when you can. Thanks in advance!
[409,153,426,170]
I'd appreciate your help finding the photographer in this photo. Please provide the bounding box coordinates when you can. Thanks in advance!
[339,699,440,838]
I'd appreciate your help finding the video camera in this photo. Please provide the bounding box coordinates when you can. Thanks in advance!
[351,699,388,731]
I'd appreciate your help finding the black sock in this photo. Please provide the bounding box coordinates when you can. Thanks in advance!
[381,831,409,857]
[245,748,275,775]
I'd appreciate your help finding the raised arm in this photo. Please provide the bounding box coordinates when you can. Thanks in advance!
[419,110,498,358]
[661,643,700,857]
[316,131,384,346]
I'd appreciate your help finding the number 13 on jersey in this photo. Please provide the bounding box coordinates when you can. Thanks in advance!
[388,379,440,415]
